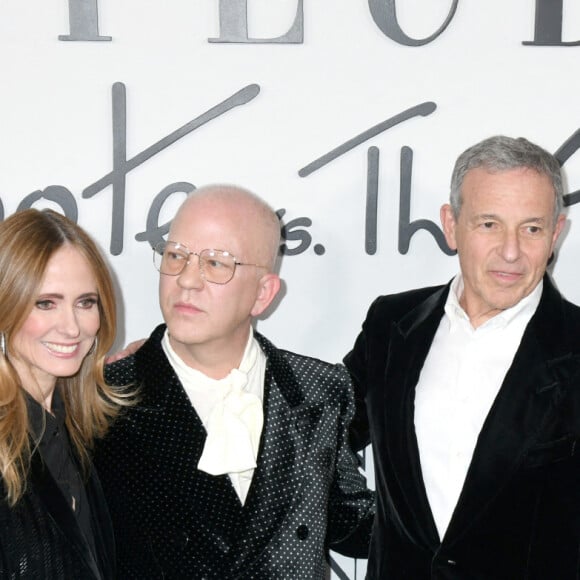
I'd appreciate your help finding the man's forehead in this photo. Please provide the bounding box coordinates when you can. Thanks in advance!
[464,164,553,184]
[168,199,262,251]
[171,199,237,229]
[462,166,554,195]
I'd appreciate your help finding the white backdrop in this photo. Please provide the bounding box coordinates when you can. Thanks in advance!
[2,2,580,577]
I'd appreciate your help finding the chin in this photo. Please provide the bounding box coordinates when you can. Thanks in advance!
[47,364,84,379]
[167,329,203,347]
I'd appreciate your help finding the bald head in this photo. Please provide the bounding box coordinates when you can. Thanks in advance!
[161,184,282,371]
[172,185,281,272]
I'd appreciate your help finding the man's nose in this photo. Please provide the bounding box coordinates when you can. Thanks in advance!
[498,229,521,262]
[177,255,205,289]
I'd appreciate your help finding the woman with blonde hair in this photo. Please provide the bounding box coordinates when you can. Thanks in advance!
[0,208,127,579]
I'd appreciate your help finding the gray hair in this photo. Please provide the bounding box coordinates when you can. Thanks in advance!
[449,136,564,223]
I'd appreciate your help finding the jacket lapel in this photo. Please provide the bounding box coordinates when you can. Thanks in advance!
[445,276,580,542]
[85,464,116,579]
[237,334,323,561]
[132,337,242,508]
[29,451,102,579]
[383,285,450,548]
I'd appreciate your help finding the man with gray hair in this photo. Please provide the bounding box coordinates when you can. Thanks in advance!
[346,135,580,578]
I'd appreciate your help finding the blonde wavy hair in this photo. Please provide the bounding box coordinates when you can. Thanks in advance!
[0,209,129,505]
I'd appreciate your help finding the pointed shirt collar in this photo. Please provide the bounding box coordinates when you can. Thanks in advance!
[445,274,543,332]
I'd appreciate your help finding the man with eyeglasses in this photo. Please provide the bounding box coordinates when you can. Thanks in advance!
[94,184,375,579]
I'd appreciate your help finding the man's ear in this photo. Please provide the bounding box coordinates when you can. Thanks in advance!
[440,203,458,251]
[552,214,566,246]
[251,273,281,317]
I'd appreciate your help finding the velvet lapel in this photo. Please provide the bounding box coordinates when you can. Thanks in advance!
[29,451,101,579]
[131,337,206,449]
[383,285,450,549]
[236,334,322,563]
[131,336,241,507]
[85,466,116,579]
[444,277,580,543]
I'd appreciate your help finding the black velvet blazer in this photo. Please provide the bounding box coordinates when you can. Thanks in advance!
[345,275,580,579]
[95,325,375,579]
[0,447,115,579]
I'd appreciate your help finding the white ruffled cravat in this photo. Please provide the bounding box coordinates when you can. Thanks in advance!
[196,365,263,475]
[161,330,265,503]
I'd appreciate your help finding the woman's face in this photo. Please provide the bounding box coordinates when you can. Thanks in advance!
[10,244,100,404]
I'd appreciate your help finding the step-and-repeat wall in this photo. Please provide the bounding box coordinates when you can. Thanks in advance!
[2,2,580,577]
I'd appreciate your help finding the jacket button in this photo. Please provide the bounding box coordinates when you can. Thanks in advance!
[296,525,309,540]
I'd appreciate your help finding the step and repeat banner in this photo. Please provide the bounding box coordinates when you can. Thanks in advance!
[2,1,580,577]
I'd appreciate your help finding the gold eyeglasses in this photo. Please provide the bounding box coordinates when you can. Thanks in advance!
[153,241,267,285]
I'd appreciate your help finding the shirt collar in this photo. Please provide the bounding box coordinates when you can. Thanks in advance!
[26,388,65,441]
[445,274,543,331]
[162,327,261,396]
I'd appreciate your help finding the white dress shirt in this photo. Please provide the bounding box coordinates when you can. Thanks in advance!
[414,275,542,539]
[162,328,266,505]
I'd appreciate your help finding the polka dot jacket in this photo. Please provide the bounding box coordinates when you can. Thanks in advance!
[94,324,375,579]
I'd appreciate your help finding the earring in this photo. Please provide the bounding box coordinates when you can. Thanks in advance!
[0,333,5,356]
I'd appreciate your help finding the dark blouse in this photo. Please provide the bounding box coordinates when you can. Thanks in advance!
[26,390,99,572]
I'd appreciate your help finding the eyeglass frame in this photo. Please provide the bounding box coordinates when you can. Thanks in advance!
[153,240,268,285]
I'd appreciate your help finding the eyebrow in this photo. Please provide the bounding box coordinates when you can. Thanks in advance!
[37,292,99,300]
[475,214,547,224]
